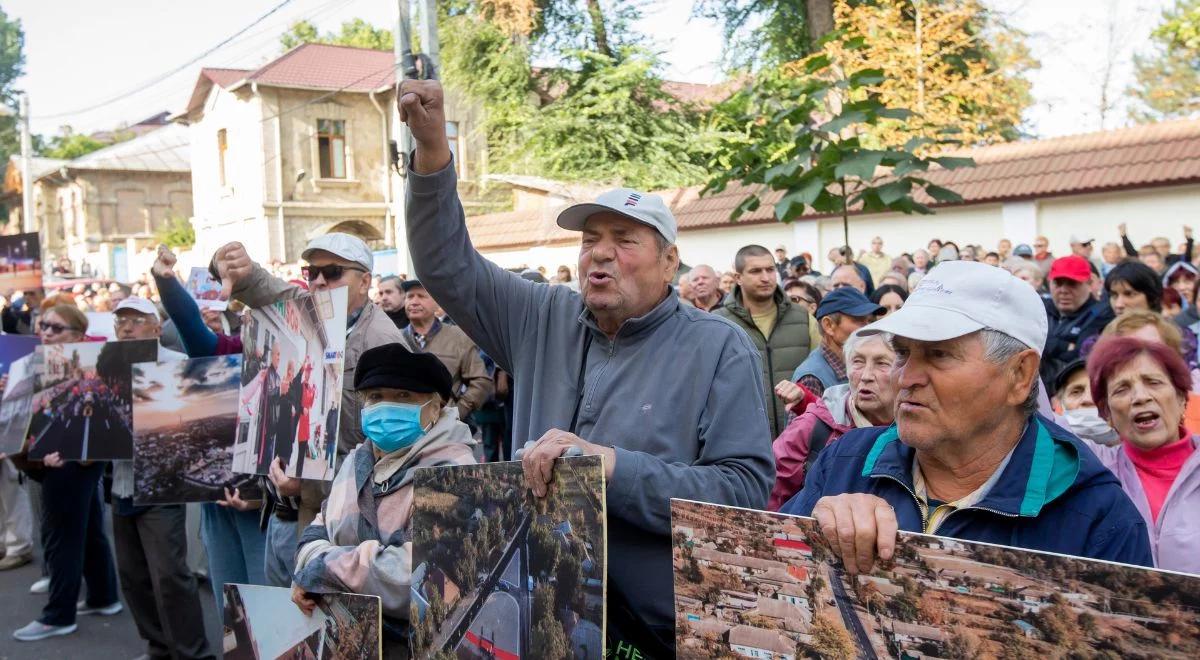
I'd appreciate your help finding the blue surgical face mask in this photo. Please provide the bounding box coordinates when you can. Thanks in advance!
[361,401,432,453]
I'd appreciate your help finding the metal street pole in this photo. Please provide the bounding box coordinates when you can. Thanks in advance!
[392,0,414,277]
[419,0,439,66]
[20,93,33,234]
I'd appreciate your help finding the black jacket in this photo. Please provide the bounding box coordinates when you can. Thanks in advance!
[1042,296,1113,384]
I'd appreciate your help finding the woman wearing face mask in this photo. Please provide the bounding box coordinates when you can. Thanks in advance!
[1085,337,1200,573]
[291,344,476,654]
[1052,359,1119,446]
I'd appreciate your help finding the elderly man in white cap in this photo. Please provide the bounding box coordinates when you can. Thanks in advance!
[210,234,409,563]
[780,261,1152,573]
[398,77,772,658]
[107,296,213,660]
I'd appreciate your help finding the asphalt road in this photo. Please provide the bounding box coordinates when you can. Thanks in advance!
[0,506,223,660]
[827,564,878,660]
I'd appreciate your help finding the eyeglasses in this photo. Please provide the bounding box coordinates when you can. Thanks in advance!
[302,264,367,282]
[38,321,75,334]
[114,316,152,328]
[790,295,814,306]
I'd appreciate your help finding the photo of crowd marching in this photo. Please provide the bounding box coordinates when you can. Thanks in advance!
[25,339,157,461]
[232,287,347,481]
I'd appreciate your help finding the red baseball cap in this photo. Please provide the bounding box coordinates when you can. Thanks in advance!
[1048,255,1091,283]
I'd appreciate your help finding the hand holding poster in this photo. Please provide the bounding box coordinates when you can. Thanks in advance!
[671,499,1200,659]
[132,355,261,504]
[0,335,41,454]
[231,287,347,480]
[410,456,607,659]
[26,339,158,461]
[222,583,381,659]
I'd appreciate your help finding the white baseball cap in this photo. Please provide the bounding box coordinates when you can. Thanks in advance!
[302,232,373,271]
[1069,234,1094,245]
[114,296,160,319]
[556,188,677,244]
[859,260,1048,355]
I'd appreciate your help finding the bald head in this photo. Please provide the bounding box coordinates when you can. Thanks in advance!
[690,265,720,300]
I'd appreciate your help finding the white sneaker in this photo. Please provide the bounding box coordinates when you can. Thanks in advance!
[77,600,123,616]
[13,620,77,641]
[29,577,50,594]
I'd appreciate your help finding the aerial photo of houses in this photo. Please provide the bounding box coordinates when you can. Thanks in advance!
[672,499,1200,660]
[410,456,606,660]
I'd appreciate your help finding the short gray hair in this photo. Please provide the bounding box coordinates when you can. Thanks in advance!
[842,329,891,365]
[980,329,1039,417]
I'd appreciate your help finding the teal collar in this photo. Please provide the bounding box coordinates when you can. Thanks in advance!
[862,416,1079,517]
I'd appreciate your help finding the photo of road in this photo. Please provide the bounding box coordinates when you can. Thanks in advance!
[672,499,1200,660]
[26,340,157,461]
[411,457,606,659]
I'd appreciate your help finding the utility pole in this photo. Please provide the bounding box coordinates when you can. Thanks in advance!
[391,0,440,278]
[392,0,413,277]
[20,93,33,234]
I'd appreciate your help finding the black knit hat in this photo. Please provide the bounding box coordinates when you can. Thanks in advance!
[354,343,453,401]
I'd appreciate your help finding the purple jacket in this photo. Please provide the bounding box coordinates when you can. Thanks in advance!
[1080,435,1200,573]
[770,384,855,511]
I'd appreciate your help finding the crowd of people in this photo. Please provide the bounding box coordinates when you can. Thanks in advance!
[0,75,1193,659]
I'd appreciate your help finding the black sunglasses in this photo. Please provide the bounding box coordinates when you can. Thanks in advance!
[38,321,74,334]
[302,264,367,282]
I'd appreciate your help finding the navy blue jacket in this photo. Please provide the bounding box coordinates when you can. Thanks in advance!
[780,415,1153,567]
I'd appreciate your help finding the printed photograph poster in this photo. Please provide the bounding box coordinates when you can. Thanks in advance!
[410,456,607,659]
[132,355,261,505]
[222,583,381,660]
[0,335,42,454]
[232,287,346,481]
[670,499,1200,660]
[26,339,158,461]
[0,231,42,293]
[186,266,228,311]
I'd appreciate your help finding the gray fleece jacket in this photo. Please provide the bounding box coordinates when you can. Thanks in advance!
[406,160,774,630]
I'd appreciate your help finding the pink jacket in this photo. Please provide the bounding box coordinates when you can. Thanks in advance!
[769,384,854,511]
[1079,435,1200,574]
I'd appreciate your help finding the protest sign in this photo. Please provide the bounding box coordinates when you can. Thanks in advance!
[26,339,157,461]
[0,231,42,294]
[671,499,1200,659]
[185,266,227,311]
[132,355,260,504]
[222,583,381,659]
[410,456,607,659]
[0,335,41,454]
[231,287,346,480]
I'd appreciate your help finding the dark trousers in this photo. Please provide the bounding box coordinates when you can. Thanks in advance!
[113,504,214,660]
[40,462,119,627]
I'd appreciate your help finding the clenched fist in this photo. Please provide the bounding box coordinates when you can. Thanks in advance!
[397,79,452,174]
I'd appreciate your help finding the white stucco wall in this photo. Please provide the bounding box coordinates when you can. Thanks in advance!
[473,184,1200,277]
[676,222,797,271]
[1036,185,1200,254]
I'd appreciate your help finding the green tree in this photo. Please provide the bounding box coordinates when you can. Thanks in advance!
[705,33,974,248]
[554,553,582,612]
[533,583,556,623]
[0,7,26,169]
[945,628,983,660]
[531,617,570,659]
[428,584,447,627]
[696,0,829,70]
[279,18,393,51]
[1130,0,1200,121]
[154,215,196,250]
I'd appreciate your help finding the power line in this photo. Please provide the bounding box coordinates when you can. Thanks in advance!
[33,0,301,121]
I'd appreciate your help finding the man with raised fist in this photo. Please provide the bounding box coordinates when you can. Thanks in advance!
[398,79,774,658]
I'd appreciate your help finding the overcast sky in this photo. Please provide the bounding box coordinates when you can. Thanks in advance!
[7,0,1180,139]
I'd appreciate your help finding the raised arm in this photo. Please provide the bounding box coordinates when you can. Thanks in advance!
[151,245,218,357]
[1119,223,1138,257]
[400,79,561,372]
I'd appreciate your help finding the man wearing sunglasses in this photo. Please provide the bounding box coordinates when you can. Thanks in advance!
[210,233,409,530]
